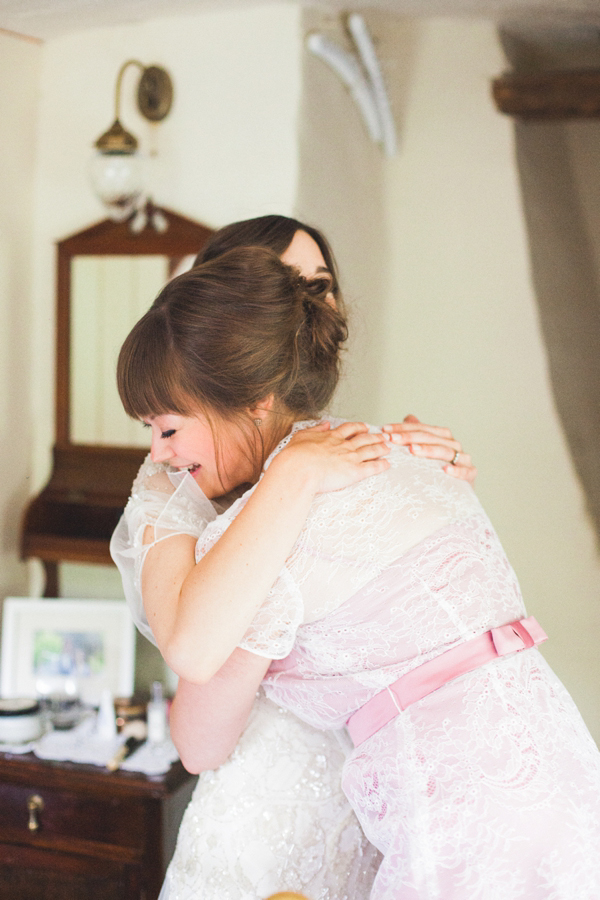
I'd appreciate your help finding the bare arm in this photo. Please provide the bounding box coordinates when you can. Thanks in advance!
[142,422,390,685]
[170,650,270,773]
[383,414,477,483]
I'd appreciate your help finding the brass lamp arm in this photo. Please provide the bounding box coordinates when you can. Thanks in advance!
[94,61,173,154]
[114,59,146,124]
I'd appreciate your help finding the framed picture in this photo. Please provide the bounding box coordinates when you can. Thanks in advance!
[1,598,135,705]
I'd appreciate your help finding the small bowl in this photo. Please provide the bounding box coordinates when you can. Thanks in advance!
[0,698,43,743]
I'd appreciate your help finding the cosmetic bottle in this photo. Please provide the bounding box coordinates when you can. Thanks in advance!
[147,681,167,744]
[96,688,117,740]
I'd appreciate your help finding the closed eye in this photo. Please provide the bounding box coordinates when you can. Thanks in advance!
[140,422,176,439]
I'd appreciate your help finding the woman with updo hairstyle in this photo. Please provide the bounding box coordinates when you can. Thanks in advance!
[114,241,389,900]
[111,216,478,900]
[118,246,347,464]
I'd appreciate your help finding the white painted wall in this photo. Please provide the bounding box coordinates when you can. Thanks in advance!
[376,17,600,741]
[296,9,388,421]
[0,31,42,601]
[30,2,303,494]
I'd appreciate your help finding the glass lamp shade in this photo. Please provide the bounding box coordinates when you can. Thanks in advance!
[89,151,145,221]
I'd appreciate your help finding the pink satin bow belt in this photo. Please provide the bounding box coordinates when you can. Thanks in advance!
[346,616,548,748]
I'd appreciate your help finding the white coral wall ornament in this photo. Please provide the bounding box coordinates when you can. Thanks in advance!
[306,14,397,157]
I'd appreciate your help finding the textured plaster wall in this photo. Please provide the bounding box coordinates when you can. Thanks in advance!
[378,17,600,741]
[295,8,388,421]
[0,31,42,604]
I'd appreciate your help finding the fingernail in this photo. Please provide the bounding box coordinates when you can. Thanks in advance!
[382,425,392,432]
[410,444,422,454]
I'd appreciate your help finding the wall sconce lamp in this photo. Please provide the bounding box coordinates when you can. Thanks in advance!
[90,60,173,227]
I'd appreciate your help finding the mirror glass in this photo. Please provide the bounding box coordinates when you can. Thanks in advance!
[70,253,195,446]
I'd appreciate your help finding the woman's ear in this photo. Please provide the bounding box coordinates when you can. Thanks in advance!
[248,394,275,425]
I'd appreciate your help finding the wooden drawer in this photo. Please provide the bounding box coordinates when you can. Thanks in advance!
[0,752,197,900]
[0,842,141,900]
[0,780,146,849]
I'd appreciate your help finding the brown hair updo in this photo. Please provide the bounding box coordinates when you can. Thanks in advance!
[117,246,348,445]
[194,214,343,310]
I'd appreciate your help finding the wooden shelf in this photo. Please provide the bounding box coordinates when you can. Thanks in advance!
[21,444,147,593]
[21,445,147,562]
[492,69,600,119]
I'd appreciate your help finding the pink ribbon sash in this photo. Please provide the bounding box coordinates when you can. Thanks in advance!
[346,616,547,747]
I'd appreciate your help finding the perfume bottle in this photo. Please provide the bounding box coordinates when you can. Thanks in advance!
[96,688,117,740]
[147,681,167,744]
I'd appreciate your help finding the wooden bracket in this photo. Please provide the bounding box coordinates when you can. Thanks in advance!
[492,69,600,119]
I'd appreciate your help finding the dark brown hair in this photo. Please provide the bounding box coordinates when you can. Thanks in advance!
[195,214,342,309]
[117,247,348,468]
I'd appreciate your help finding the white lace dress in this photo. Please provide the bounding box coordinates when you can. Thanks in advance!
[111,458,381,900]
[191,420,600,900]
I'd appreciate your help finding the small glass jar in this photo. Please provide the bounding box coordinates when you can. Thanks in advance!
[41,694,82,730]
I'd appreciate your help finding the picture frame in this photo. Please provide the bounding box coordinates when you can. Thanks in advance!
[1,598,135,705]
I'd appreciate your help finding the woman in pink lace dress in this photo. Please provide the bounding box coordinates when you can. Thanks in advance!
[117,244,600,899]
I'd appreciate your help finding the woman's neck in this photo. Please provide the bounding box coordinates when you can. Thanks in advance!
[261,410,296,460]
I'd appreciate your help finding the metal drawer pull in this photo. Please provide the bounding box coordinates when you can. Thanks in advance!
[27,794,44,832]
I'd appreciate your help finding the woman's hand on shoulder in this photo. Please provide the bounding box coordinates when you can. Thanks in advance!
[382,414,477,484]
[273,420,390,494]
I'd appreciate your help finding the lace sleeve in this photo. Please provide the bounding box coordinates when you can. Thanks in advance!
[194,491,304,660]
[110,455,220,646]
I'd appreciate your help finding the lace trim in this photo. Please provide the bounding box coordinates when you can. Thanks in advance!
[110,454,220,645]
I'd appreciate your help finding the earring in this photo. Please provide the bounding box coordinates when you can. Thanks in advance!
[253,418,262,427]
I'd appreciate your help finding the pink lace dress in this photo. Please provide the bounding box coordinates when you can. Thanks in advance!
[197,420,600,900]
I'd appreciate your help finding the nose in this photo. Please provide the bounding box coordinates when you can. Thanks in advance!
[150,434,173,464]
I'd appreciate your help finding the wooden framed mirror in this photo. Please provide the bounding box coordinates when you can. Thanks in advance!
[21,205,213,595]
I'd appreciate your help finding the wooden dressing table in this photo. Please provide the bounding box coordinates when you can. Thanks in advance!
[0,750,196,899]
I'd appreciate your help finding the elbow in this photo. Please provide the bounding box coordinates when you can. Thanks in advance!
[171,725,237,774]
[177,745,234,775]
[178,752,205,775]
[176,743,208,774]
[162,636,222,686]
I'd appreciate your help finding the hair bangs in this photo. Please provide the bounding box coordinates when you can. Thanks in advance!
[116,310,193,421]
